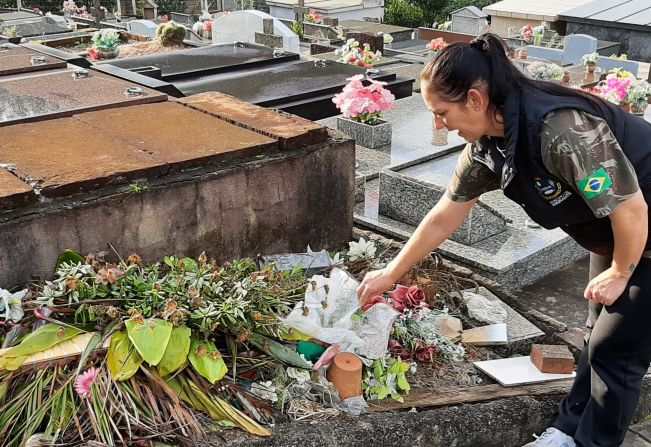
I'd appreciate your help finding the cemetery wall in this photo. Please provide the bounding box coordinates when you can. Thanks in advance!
[566,22,651,63]
[0,138,355,288]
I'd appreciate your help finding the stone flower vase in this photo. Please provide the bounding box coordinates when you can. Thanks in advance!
[96,45,119,59]
[518,47,528,60]
[432,126,449,146]
[336,117,392,149]
[631,101,648,115]
[586,63,596,73]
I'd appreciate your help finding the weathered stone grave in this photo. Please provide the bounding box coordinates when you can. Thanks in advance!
[0,49,355,286]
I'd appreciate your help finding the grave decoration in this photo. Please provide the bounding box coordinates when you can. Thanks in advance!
[192,11,214,40]
[0,236,540,445]
[526,61,564,81]
[587,69,651,114]
[89,28,120,60]
[335,38,382,68]
[1,26,21,44]
[333,74,395,148]
[156,21,187,46]
[426,37,447,60]
[581,52,599,73]
[304,9,324,24]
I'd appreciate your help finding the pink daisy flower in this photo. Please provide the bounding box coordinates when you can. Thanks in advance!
[75,367,100,398]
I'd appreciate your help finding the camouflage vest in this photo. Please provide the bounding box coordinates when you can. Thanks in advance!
[473,84,651,255]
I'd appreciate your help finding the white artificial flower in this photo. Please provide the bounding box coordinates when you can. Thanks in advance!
[0,289,28,323]
[347,237,377,261]
[383,33,393,44]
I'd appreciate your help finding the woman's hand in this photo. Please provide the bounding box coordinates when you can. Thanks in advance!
[357,268,397,306]
[584,266,629,306]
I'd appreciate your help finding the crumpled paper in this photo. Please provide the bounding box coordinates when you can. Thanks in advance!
[283,268,398,359]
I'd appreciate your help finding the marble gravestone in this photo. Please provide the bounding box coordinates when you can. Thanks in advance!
[561,34,597,65]
[212,10,300,54]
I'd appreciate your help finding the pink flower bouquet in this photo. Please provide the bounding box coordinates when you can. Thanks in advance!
[426,37,448,52]
[332,74,395,125]
[304,8,323,24]
[519,24,533,43]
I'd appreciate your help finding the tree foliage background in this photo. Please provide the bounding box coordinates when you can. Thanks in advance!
[385,0,494,29]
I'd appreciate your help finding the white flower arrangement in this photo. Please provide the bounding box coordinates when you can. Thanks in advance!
[347,237,377,261]
[527,61,564,81]
[581,52,599,67]
[91,28,120,48]
[382,32,393,44]
[628,79,651,106]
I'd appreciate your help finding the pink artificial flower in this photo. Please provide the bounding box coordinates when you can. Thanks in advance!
[203,21,212,31]
[162,14,169,21]
[426,37,448,52]
[388,285,428,312]
[520,25,533,43]
[75,367,100,398]
[33,7,42,14]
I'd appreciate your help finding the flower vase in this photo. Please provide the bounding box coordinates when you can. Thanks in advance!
[336,117,392,149]
[562,71,571,83]
[326,353,362,400]
[518,47,528,60]
[432,126,448,146]
[631,102,648,115]
[586,63,596,73]
[96,46,119,59]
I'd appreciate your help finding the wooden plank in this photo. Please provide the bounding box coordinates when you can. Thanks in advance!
[368,379,574,412]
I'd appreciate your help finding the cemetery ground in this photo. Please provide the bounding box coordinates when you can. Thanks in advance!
[2,14,651,445]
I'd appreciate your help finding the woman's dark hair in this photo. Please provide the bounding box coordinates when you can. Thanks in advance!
[420,33,614,121]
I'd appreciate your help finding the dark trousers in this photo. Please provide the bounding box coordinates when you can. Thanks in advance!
[553,253,651,446]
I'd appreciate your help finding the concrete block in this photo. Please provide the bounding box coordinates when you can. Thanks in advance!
[531,344,574,374]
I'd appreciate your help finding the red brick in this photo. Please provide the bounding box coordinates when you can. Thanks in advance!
[176,92,329,149]
[531,344,574,374]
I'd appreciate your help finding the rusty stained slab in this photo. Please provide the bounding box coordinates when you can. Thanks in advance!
[0,45,67,77]
[0,118,170,198]
[73,102,279,172]
[0,168,37,209]
[177,92,329,150]
[0,68,167,127]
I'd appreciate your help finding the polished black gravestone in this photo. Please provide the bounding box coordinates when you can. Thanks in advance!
[99,42,300,81]
[173,60,414,120]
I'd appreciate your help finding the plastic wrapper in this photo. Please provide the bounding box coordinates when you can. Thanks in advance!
[339,395,368,417]
[283,268,398,359]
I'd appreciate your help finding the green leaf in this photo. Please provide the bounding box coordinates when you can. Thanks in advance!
[107,331,143,381]
[249,333,311,369]
[373,363,383,378]
[188,337,227,384]
[157,325,191,377]
[377,386,390,400]
[397,374,410,392]
[125,318,173,366]
[55,249,85,269]
[0,324,82,359]
[391,393,404,403]
[181,257,198,271]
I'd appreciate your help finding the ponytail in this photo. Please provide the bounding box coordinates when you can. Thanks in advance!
[421,33,614,122]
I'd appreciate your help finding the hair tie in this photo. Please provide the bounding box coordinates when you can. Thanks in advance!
[470,38,489,53]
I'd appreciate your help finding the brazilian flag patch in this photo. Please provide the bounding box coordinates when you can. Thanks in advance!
[577,167,613,200]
